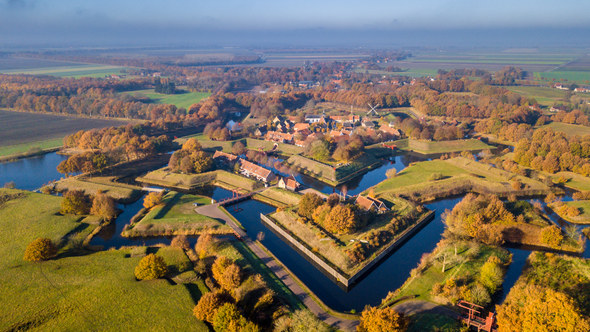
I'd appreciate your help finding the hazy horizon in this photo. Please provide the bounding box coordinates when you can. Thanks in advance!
[2,0,590,49]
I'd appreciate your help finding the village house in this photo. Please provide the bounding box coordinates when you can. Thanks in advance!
[239,159,276,182]
[295,140,307,147]
[362,120,375,128]
[575,87,589,93]
[226,120,242,132]
[330,115,360,123]
[265,131,294,144]
[550,106,568,113]
[555,84,568,90]
[213,150,239,163]
[254,127,267,137]
[355,195,389,213]
[293,123,310,132]
[379,125,401,137]
[278,175,300,191]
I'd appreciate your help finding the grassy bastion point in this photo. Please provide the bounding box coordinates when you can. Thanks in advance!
[367,138,493,157]
[137,168,263,193]
[253,187,302,208]
[286,153,381,186]
[175,135,304,156]
[121,191,233,237]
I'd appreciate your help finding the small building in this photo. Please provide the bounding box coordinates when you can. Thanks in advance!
[239,159,276,182]
[293,123,310,132]
[379,126,401,137]
[550,106,567,113]
[254,127,267,137]
[355,195,389,213]
[213,150,239,163]
[575,87,589,93]
[265,131,294,144]
[362,120,375,128]
[278,175,300,191]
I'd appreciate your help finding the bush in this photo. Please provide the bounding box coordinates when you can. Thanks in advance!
[171,235,190,250]
[428,173,444,181]
[298,193,324,219]
[213,303,259,332]
[90,191,116,219]
[193,291,229,323]
[470,283,491,306]
[134,254,168,280]
[60,190,89,215]
[143,191,164,209]
[386,168,397,179]
[540,225,563,249]
[323,204,356,235]
[24,238,57,261]
[358,306,409,332]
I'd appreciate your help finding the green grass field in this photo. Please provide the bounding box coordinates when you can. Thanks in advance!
[253,187,302,208]
[126,89,211,110]
[506,86,569,107]
[138,169,263,192]
[53,177,142,202]
[553,201,590,224]
[391,241,510,304]
[0,137,64,157]
[398,139,493,155]
[541,122,590,136]
[1,64,129,78]
[0,188,208,331]
[534,71,590,84]
[123,191,232,236]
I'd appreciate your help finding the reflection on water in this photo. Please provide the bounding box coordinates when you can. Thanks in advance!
[0,152,68,191]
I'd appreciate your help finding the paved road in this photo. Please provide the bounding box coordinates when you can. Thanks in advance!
[195,202,359,332]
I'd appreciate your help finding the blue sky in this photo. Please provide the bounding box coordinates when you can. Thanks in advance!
[2,0,590,46]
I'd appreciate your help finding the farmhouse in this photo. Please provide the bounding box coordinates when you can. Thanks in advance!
[239,159,276,182]
[278,176,300,191]
[550,106,568,113]
[305,114,329,124]
[213,150,239,163]
[355,195,389,213]
[362,120,375,128]
[330,115,360,123]
[293,123,310,132]
[575,87,589,93]
[254,127,267,137]
[379,125,401,137]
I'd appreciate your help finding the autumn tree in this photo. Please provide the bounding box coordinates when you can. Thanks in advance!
[182,138,202,151]
[357,306,409,332]
[90,191,117,220]
[540,225,563,248]
[326,193,340,207]
[192,151,213,174]
[386,168,397,178]
[298,193,325,219]
[323,204,356,235]
[24,238,57,261]
[193,292,230,323]
[213,303,260,332]
[171,235,190,250]
[279,309,332,332]
[219,263,242,291]
[60,190,89,215]
[212,256,233,284]
[231,141,247,155]
[496,284,590,332]
[312,204,331,225]
[143,191,164,209]
[195,231,217,258]
[134,254,168,280]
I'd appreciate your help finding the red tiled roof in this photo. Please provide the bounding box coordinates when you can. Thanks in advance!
[213,150,238,161]
[293,123,310,131]
[240,159,272,179]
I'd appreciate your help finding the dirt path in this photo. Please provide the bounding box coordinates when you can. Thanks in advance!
[195,203,359,331]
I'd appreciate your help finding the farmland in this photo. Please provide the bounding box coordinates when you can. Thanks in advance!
[505,86,569,107]
[534,71,590,84]
[0,57,87,71]
[125,88,210,110]
[0,59,128,78]
[541,122,590,137]
[0,109,134,155]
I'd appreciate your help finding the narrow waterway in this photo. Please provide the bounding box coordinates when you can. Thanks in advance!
[3,151,590,312]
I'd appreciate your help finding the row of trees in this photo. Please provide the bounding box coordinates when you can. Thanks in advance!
[168,138,213,174]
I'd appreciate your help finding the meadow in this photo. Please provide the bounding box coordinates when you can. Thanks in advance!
[1,62,128,78]
[505,86,569,107]
[534,71,590,84]
[126,88,211,110]
[541,122,590,137]
[0,189,209,331]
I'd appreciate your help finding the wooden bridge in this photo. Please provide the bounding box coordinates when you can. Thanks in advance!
[457,300,497,332]
[217,189,255,206]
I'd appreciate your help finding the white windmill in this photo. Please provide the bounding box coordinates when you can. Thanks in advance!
[367,103,380,117]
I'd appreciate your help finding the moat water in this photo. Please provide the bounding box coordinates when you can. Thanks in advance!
[3,151,590,311]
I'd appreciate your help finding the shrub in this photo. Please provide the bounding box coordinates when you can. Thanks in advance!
[195,231,217,258]
[544,192,557,204]
[193,292,229,323]
[171,235,190,250]
[428,173,444,181]
[540,225,563,249]
[470,283,491,306]
[60,190,89,215]
[90,191,116,219]
[219,263,242,291]
[511,181,522,190]
[323,205,356,235]
[134,254,168,280]
[143,191,164,209]
[24,238,57,261]
[386,168,397,179]
[4,181,16,189]
[479,259,504,294]
[298,193,324,219]
[357,306,409,332]
[213,303,259,332]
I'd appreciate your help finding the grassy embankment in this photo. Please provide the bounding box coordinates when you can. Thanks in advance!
[550,200,590,224]
[372,157,554,204]
[0,137,63,159]
[541,122,590,137]
[177,134,304,156]
[253,187,302,208]
[268,196,427,277]
[286,153,381,186]
[138,168,263,193]
[366,138,492,158]
[122,191,233,237]
[384,241,511,307]
[125,88,210,110]
[0,189,209,331]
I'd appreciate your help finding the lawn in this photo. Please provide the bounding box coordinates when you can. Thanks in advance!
[0,188,208,331]
[372,157,552,203]
[0,137,63,157]
[53,177,142,202]
[123,191,232,236]
[389,241,511,305]
[175,135,304,157]
[137,169,263,192]
[534,71,590,84]
[126,88,211,110]
[552,200,590,224]
[395,138,493,155]
[253,187,302,208]
[286,153,381,185]
[541,122,590,137]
